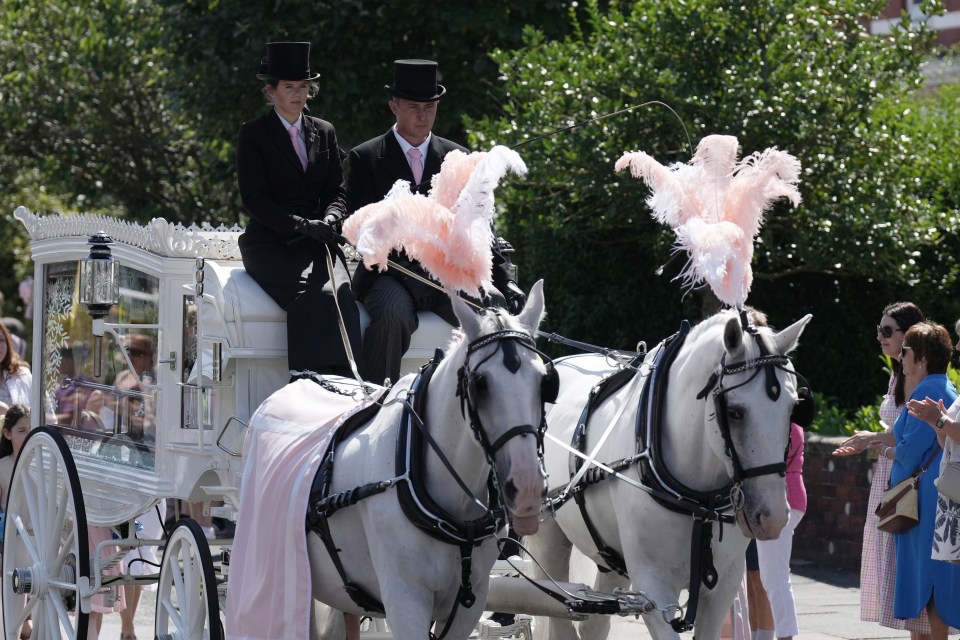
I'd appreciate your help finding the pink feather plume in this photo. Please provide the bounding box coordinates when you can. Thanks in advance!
[342,146,527,296]
[615,134,801,307]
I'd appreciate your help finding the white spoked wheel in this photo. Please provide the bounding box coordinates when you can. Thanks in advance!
[155,518,223,640]
[2,426,89,640]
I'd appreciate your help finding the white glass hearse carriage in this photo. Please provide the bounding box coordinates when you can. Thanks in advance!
[2,207,454,640]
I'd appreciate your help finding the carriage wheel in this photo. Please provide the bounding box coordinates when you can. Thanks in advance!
[2,426,90,640]
[154,518,223,640]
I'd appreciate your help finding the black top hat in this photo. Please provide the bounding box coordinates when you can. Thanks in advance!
[384,59,446,102]
[256,42,320,81]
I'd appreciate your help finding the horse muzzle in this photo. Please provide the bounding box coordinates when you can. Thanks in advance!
[736,503,789,540]
[502,477,544,536]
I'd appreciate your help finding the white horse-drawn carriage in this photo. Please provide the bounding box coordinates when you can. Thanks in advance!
[3,135,812,640]
[2,207,458,639]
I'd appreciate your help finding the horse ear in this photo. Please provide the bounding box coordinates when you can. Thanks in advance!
[517,280,546,332]
[452,291,481,339]
[773,314,813,355]
[723,315,744,352]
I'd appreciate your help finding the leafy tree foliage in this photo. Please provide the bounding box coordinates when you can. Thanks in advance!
[152,0,580,220]
[2,0,959,413]
[468,0,960,409]
[0,0,226,222]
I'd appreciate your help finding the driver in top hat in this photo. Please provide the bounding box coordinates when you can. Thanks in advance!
[236,41,364,377]
[344,59,526,385]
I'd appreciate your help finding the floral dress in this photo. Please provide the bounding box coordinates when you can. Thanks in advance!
[932,397,960,564]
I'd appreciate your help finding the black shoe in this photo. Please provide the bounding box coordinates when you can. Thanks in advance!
[489,613,515,627]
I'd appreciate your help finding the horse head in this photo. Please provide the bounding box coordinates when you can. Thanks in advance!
[712,311,811,540]
[673,310,811,541]
[449,279,551,536]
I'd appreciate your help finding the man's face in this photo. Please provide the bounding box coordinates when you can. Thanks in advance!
[390,98,438,146]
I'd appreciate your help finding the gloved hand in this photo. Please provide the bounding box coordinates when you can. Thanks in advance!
[322,213,342,236]
[503,281,526,315]
[292,214,338,244]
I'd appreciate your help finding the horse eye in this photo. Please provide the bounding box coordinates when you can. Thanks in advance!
[728,407,745,421]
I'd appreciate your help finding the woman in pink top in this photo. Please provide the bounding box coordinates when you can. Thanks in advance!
[754,387,812,640]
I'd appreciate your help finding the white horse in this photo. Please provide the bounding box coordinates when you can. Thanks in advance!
[529,308,811,640]
[305,281,553,639]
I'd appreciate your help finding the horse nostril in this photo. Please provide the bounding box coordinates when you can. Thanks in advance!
[504,479,518,504]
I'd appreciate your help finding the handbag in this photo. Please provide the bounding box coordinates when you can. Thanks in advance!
[876,447,941,535]
[936,461,960,503]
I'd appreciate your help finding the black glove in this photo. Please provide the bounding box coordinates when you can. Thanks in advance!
[322,213,342,236]
[503,281,526,315]
[292,214,338,244]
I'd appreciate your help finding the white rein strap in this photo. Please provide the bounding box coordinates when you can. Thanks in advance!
[559,369,647,499]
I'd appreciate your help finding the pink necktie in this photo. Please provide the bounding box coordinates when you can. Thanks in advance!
[407,147,423,185]
[288,125,307,171]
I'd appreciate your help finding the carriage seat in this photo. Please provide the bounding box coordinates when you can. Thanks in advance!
[201,260,453,366]
[202,261,287,352]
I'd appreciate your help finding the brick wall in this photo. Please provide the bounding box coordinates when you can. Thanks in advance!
[793,433,874,571]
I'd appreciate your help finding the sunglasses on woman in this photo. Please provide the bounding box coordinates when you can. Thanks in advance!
[877,325,902,339]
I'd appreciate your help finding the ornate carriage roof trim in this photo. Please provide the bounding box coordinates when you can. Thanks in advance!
[13,206,244,261]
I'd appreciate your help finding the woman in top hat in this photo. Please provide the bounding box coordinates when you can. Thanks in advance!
[236,41,364,377]
[343,59,525,385]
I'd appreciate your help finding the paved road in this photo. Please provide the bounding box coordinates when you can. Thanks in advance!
[4,563,914,639]
[97,563,910,640]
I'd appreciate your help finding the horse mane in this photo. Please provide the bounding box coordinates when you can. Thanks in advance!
[444,305,527,360]
[687,307,780,356]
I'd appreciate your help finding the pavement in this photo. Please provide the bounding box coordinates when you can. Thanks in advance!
[3,562,913,639]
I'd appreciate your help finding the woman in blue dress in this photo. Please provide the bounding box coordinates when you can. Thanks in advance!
[871,321,960,639]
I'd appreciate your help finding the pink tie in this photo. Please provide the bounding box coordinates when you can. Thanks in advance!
[407,147,423,185]
[288,125,307,171]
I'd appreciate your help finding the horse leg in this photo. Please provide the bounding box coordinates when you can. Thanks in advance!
[309,599,345,640]
[694,563,747,640]
[378,588,434,640]
[578,569,629,640]
[527,517,581,640]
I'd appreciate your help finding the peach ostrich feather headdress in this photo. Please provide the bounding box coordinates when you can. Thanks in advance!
[342,146,527,297]
[614,134,801,307]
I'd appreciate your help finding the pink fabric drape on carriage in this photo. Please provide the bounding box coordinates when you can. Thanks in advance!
[225,378,384,640]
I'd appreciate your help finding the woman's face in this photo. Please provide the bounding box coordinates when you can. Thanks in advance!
[878,315,905,359]
[267,80,310,122]
[899,343,926,382]
[3,416,30,458]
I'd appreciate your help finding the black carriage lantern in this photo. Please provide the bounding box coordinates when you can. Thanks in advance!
[79,231,120,376]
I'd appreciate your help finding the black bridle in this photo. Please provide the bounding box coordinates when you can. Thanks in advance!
[696,325,796,488]
[456,329,559,463]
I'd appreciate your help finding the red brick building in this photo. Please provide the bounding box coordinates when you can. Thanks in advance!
[872,0,960,47]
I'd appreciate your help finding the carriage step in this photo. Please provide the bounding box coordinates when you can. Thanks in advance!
[478,615,533,639]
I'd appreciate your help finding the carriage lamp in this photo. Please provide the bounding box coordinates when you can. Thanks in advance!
[80,231,120,377]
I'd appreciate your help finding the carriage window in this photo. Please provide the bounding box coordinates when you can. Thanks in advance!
[41,260,160,469]
[180,295,216,430]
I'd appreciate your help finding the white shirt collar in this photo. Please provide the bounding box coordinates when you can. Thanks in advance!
[276,110,303,133]
[392,124,430,156]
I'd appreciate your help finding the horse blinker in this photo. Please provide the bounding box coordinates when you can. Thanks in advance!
[542,362,559,403]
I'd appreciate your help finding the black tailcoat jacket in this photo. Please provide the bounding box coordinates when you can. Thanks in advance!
[235,109,361,374]
[237,110,347,244]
